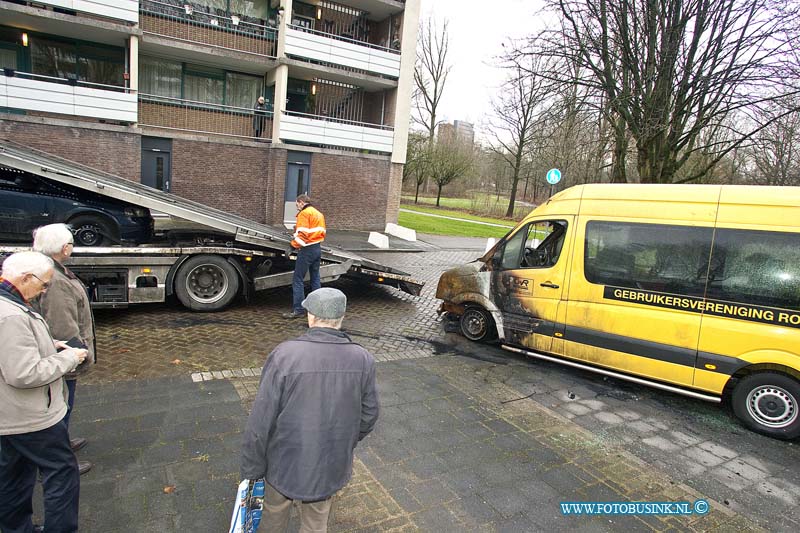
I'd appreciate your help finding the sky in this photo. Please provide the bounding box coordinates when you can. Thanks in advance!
[419,0,548,139]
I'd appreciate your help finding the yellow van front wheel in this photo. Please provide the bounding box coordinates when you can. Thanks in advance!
[460,307,496,342]
[732,373,800,440]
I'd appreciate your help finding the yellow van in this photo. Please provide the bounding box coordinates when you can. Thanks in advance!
[436,184,800,439]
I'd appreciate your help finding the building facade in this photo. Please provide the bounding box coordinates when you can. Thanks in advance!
[0,0,419,229]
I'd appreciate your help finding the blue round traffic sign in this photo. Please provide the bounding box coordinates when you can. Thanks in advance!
[546,168,562,185]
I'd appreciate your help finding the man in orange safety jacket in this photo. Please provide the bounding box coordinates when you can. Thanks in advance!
[282,194,326,318]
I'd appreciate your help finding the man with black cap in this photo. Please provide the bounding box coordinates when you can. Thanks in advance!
[241,288,379,532]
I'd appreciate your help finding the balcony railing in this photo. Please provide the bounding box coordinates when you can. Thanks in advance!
[20,0,139,23]
[138,94,273,140]
[285,25,401,78]
[140,0,278,58]
[0,70,136,123]
[280,111,393,153]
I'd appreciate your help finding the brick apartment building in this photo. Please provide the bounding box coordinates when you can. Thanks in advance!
[0,0,419,229]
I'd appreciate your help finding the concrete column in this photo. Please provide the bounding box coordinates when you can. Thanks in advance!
[270,64,289,142]
[129,35,139,92]
[390,0,420,164]
[277,0,293,59]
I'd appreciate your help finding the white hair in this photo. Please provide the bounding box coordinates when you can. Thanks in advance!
[309,315,344,329]
[1,251,54,279]
[32,223,74,256]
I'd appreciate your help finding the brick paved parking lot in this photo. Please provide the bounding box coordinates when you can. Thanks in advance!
[59,248,799,532]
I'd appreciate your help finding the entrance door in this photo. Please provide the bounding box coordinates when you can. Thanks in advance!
[283,163,310,226]
[141,138,172,192]
[490,218,573,353]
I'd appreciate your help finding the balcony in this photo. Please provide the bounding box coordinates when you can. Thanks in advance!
[280,111,393,153]
[285,25,401,78]
[15,0,139,23]
[138,94,273,140]
[140,0,277,58]
[0,70,136,123]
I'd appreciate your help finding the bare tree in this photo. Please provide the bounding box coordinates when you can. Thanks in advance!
[413,19,451,144]
[531,0,800,183]
[403,132,431,203]
[748,101,800,186]
[429,139,475,206]
[487,53,548,217]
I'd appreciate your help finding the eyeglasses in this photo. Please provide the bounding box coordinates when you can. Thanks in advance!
[30,273,51,289]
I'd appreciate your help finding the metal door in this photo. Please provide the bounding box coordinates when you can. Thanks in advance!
[283,163,310,226]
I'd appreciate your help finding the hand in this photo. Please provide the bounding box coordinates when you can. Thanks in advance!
[64,348,88,366]
[54,339,70,351]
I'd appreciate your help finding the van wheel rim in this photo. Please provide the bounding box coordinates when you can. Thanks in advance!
[463,310,486,338]
[186,264,228,304]
[746,385,797,429]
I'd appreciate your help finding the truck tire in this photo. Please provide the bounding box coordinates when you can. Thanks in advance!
[731,372,800,440]
[69,215,115,246]
[460,306,495,342]
[174,255,240,312]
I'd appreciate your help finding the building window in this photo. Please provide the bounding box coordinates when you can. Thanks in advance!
[184,64,224,105]
[30,37,124,86]
[140,57,182,98]
[140,56,262,108]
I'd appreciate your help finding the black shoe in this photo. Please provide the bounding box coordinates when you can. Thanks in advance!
[70,437,87,452]
[33,525,44,533]
[281,311,305,319]
[78,461,93,475]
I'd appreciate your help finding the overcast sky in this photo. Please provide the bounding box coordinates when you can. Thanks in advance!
[419,0,548,138]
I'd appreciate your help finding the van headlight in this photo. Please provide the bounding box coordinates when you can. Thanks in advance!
[124,207,149,217]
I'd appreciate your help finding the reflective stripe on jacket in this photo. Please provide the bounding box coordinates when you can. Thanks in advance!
[291,205,326,249]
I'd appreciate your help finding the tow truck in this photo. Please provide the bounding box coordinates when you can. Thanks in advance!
[0,140,422,311]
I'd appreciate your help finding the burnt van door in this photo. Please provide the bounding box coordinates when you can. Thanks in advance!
[490,218,573,353]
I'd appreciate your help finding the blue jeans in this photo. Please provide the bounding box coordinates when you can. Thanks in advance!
[0,420,80,533]
[292,243,321,313]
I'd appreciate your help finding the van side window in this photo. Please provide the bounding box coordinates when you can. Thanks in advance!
[499,220,568,270]
[584,221,712,296]
[706,229,800,311]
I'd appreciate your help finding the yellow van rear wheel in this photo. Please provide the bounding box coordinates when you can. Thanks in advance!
[732,372,800,440]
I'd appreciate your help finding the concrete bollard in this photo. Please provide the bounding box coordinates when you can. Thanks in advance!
[385,223,417,242]
[368,232,389,249]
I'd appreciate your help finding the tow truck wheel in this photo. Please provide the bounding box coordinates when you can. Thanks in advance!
[174,255,240,312]
[731,372,800,440]
[69,215,114,246]
[460,307,494,342]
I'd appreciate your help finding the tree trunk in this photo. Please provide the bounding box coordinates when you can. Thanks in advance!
[610,116,628,183]
[415,180,421,203]
[436,184,443,206]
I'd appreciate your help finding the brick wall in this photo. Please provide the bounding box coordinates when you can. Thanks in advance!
[385,162,404,224]
[171,140,273,223]
[266,148,287,224]
[310,152,392,230]
[140,14,276,56]
[0,118,140,180]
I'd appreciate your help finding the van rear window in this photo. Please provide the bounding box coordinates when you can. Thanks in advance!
[706,229,800,311]
[584,221,713,297]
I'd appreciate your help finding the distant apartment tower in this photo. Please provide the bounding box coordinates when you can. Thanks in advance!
[437,120,474,145]
[0,0,420,229]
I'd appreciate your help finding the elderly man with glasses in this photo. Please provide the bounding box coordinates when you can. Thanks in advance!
[32,223,97,476]
[0,250,88,533]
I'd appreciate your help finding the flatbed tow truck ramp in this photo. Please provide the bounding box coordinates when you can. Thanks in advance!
[0,140,423,311]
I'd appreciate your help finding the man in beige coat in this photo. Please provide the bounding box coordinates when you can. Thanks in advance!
[33,223,96,475]
[0,251,88,533]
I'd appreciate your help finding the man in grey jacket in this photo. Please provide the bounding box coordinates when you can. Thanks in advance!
[241,288,379,532]
[0,251,88,533]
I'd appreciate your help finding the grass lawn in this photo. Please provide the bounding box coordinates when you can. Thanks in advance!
[398,210,513,238]
[400,204,519,226]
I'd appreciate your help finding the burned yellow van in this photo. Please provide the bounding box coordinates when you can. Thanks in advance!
[436,184,800,439]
